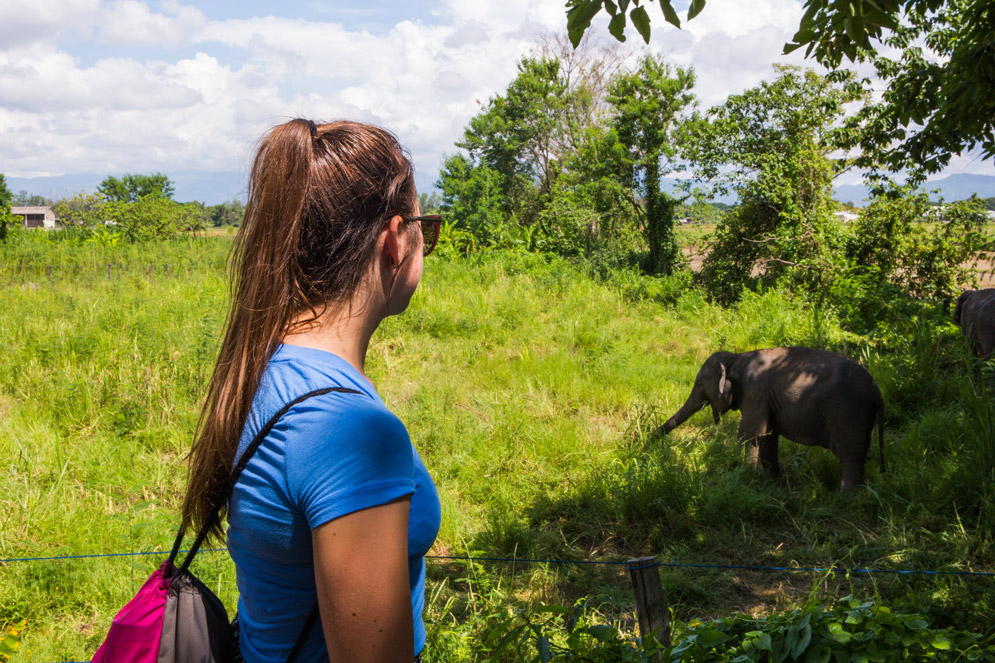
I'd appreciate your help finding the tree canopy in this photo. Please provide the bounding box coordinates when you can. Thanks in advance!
[97,173,175,202]
[438,41,696,273]
[565,0,995,178]
[0,174,16,243]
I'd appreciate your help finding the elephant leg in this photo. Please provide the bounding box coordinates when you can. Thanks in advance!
[838,443,868,491]
[836,430,870,492]
[839,459,865,492]
[757,432,781,478]
[738,409,772,474]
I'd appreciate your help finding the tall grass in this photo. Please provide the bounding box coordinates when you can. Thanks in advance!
[1,237,993,661]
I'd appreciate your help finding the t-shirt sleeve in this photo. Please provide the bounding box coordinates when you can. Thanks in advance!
[284,396,415,530]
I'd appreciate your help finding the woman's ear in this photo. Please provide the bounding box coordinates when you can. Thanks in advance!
[381,215,405,267]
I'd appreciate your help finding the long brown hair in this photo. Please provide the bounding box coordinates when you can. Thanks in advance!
[182,119,417,539]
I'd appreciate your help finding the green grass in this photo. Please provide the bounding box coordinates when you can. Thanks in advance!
[1,234,993,661]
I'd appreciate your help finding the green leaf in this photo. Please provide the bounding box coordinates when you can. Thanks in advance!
[755,632,773,651]
[659,0,681,28]
[537,635,552,663]
[864,8,899,31]
[608,11,628,41]
[630,6,652,42]
[905,619,928,631]
[567,0,605,45]
[696,628,731,648]
[795,623,813,656]
[536,605,571,614]
[604,0,618,14]
[493,624,527,655]
[827,623,852,644]
[688,0,706,20]
[567,0,603,31]
[587,624,618,642]
[931,635,953,650]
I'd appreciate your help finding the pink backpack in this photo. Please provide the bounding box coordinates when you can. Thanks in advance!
[92,387,358,663]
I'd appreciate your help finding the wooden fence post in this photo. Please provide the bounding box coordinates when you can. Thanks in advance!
[627,556,670,653]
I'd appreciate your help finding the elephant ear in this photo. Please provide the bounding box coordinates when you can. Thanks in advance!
[718,363,729,396]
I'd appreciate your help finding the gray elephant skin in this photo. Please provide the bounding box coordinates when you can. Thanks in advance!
[954,288,995,359]
[660,347,885,491]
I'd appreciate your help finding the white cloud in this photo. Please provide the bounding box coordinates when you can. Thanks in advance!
[0,46,204,113]
[97,0,207,46]
[0,0,101,47]
[0,0,989,187]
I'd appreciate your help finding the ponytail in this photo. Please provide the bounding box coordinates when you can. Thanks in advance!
[182,119,416,539]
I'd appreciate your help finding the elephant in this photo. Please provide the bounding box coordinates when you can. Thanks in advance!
[954,288,995,359]
[659,347,885,491]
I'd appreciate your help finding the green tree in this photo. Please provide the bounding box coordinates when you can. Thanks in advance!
[208,199,245,227]
[834,189,991,329]
[605,54,695,274]
[440,46,698,266]
[437,154,507,246]
[12,191,52,206]
[567,0,995,178]
[0,174,17,243]
[834,0,995,178]
[53,192,108,229]
[98,172,175,202]
[418,191,441,214]
[457,56,570,224]
[113,196,182,242]
[685,66,862,302]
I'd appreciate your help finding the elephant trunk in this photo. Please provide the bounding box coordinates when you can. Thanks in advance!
[661,390,706,434]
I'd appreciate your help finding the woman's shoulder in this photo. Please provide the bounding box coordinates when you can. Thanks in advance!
[287,388,407,446]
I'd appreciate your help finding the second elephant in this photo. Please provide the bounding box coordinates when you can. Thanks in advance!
[954,288,995,359]
[660,347,885,491]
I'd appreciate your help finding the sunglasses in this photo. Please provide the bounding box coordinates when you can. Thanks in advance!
[410,215,441,257]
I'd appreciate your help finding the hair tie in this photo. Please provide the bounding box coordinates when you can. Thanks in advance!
[307,120,317,139]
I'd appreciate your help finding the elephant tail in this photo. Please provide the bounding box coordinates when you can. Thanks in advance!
[877,404,886,474]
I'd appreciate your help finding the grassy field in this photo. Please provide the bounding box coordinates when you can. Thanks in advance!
[1,234,993,661]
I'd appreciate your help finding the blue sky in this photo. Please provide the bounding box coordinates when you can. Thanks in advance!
[1,0,990,201]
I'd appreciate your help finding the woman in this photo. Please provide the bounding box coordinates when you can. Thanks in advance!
[181,119,441,662]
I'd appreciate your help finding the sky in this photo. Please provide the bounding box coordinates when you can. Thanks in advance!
[2,0,992,199]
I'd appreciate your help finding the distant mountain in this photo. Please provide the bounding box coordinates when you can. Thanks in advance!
[835,173,995,204]
[5,170,247,205]
[7,168,442,206]
[8,170,992,207]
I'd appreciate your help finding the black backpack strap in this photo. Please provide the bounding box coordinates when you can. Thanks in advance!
[172,386,362,573]
[286,602,320,663]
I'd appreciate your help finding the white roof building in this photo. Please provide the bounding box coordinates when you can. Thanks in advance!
[11,206,57,229]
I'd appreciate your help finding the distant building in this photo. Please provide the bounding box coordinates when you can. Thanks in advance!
[11,206,57,229]
[833,211,859,223]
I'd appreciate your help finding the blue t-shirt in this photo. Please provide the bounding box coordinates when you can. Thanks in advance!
[227,344,441,662]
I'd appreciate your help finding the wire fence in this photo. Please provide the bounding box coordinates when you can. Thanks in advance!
[6,544,991,663]
[4,546,993,578]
